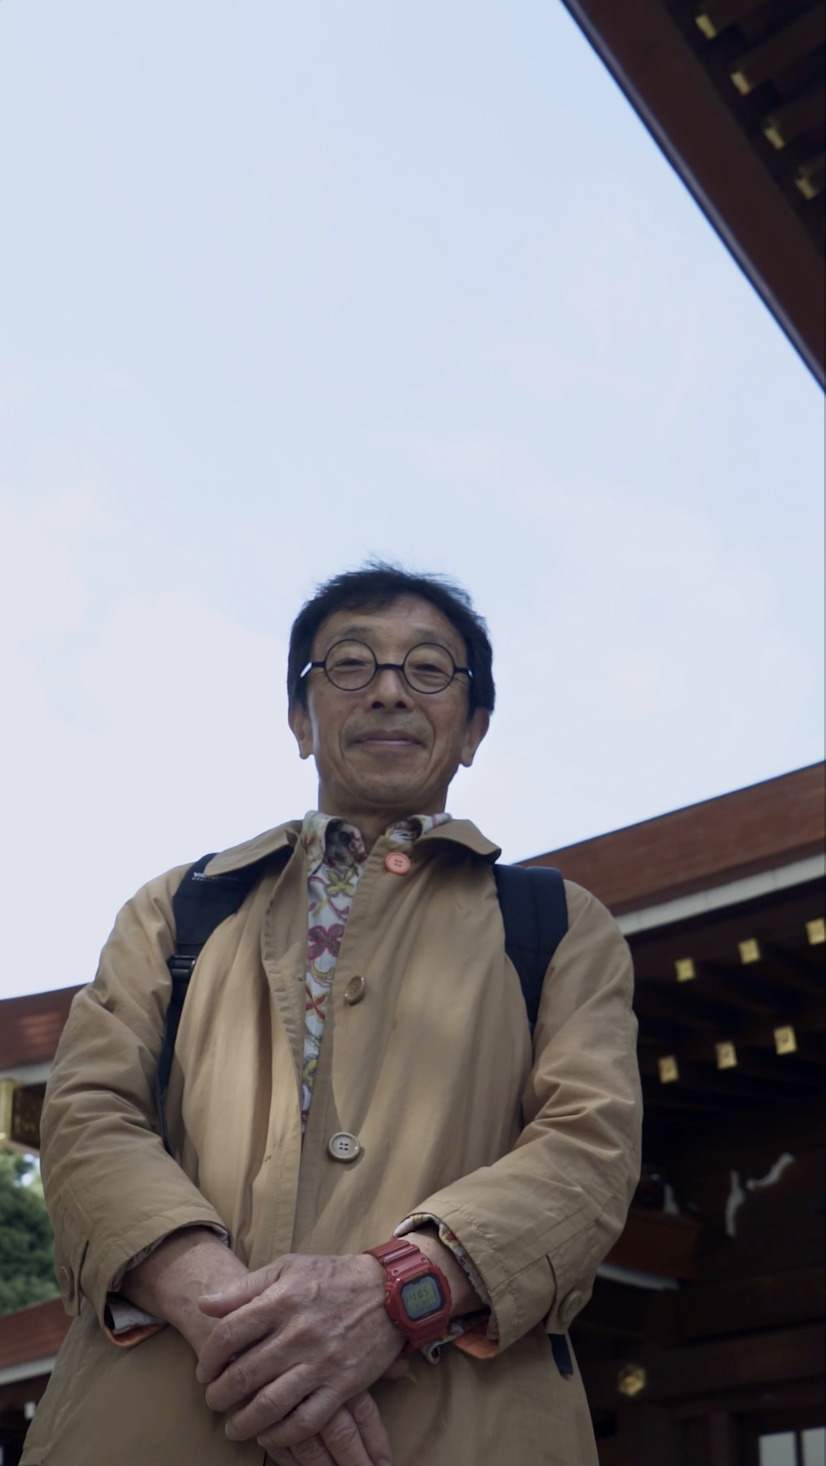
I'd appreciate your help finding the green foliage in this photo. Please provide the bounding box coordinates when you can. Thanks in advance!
[0,1151,59,1314]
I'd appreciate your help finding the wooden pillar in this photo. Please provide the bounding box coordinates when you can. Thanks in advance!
[708,1410,738,1466]
[615,1404,685,1466]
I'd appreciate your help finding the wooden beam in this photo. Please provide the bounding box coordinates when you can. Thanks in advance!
[761,942,826,998]
[580,1322,826,1409]
[763,80,826,150]
[559,0,825,383]
[693,0,763,41]
[695,961,796,1018]
[677,1265,826,1341]
[639,1053,789,1102]
[606,1208,700,1279]
[729,8,825,96]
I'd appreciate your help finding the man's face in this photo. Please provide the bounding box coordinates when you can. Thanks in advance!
[289,595,489,824]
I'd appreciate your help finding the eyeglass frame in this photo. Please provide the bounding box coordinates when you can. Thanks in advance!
[299,639,474,695]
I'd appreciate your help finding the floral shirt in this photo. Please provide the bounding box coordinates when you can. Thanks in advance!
[299,809,451,1130]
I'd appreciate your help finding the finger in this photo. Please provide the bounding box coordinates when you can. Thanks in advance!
[341,1393,392,1466]
[197,1289,290,1385]
[285,1433,336,1466]
[252,1385,349,1452]
[262,1409,373,1466]
[200,1259,287,1316]
[224,1365,316,1442]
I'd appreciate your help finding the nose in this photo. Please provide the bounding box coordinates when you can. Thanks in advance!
[369,666,414,708]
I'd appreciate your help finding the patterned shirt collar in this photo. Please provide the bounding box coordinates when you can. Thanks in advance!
[300,810,452,873]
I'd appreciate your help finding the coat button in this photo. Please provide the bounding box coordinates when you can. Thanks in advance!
[385,851,411,875]
[558,1290,584,1327]
[327,1132,361,1162]
[344,975,366,1005]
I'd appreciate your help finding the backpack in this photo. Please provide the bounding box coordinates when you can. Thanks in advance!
[155,850,572,1372]
[156,855,567,1142]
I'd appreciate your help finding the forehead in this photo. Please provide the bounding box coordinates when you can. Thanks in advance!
[314,595,466,658]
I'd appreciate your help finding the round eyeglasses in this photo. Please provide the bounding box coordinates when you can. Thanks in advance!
[300,640,473,694]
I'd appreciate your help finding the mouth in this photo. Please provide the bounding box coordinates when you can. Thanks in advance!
[350,729,423,750]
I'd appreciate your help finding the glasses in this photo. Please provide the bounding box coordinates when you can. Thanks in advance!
[300,640,473,694]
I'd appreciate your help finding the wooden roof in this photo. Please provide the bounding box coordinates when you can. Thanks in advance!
[0,988,78,1071]
[526,764,825,1126]
[561,0,825,384]
[524,762,824,914]
[0,1298,68,1374]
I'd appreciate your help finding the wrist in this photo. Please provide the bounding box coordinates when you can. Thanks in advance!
[125,1230,247,1352]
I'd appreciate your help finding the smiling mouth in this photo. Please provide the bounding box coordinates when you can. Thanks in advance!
[351,732,422,749]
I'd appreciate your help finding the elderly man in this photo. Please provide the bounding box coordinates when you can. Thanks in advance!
[24,565,641,1466]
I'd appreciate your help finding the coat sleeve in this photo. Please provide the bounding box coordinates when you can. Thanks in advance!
[40,868,231,1331]
[409,880,642,1352]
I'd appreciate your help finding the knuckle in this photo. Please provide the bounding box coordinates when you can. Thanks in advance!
[349,1392,375,1426]
[324,1411,359,1449]
[293,1438,329,1464]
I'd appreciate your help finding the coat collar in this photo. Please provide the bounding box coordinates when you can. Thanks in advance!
[204,816,500,876]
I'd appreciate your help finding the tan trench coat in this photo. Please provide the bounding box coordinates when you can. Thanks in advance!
[24,819,641,1466]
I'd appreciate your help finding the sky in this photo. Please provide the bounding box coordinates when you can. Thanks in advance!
[1,1,823,1000]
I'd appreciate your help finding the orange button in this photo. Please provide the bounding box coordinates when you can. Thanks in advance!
[385,851,411,875]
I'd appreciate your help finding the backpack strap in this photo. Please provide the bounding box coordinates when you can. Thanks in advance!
[493,864,568,1034]
[155,852,277,1152]
[494,862,572,1378]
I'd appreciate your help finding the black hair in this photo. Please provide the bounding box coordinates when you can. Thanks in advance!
[287,561,495,714]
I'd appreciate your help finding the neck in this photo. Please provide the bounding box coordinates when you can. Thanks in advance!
[343,813,393,853]
[317,796,446,853]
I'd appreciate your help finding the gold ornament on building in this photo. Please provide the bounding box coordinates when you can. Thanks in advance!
[675,958,696,983]
[658,1056,679,1084]
[806,918,825,946]
[715,1042,737,1070]
[774,1026,798,1056]
[738,938,761,965]
[617,1363,647,1398]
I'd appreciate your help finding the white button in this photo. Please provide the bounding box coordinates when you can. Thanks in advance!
[344,975,366,1005]
[327,1131,361,1162]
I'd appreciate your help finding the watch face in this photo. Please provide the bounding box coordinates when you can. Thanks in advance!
[400,1274,444,1322]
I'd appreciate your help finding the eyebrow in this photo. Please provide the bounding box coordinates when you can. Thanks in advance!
[324,624,460,651]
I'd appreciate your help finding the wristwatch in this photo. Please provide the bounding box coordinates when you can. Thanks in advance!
[365,1239,453,1353]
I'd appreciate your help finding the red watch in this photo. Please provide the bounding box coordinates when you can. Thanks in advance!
[365,1239,453,1353]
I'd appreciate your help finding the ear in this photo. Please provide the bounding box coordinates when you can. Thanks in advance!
[459,707,490,768]
[288,701,314,760]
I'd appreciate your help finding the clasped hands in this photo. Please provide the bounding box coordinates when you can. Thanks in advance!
[194,1251,406,1466]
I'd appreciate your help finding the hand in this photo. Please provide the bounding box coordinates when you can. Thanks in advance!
[195,1252,404,1455]
[265,1391,390,1466]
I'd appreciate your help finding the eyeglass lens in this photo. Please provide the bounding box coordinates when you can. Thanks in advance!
[324,641,456,692]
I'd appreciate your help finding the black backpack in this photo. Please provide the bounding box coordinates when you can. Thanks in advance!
[155,851,572,1372]
[156,855,567,1140]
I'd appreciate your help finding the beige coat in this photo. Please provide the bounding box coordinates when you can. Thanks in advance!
[24,819,641,1466]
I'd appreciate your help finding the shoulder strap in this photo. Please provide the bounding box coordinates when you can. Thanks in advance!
[493,864,568,1034]
[155,853,276,1152]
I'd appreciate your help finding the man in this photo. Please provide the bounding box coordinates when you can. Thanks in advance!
[24,565,641,1466]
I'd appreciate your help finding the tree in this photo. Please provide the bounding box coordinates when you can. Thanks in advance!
[0,1152,59,1314]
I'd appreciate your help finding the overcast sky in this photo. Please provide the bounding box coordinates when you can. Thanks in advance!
[1,1,823,1000]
